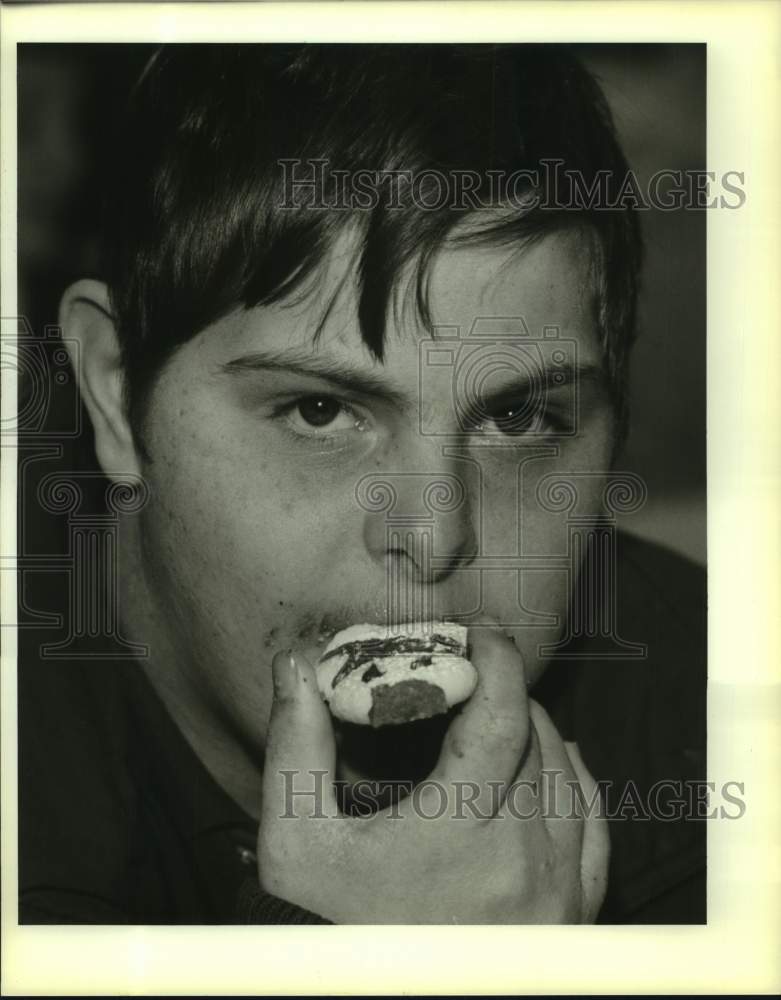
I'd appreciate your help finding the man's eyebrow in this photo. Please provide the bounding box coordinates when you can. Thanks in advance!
[481,361,607,397]
[219,350,606,403]
[218,350,410,405]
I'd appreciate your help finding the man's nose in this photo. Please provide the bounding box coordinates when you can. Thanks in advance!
[359,462,479,585]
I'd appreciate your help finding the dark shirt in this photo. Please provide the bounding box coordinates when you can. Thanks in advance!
[18,531,706,924]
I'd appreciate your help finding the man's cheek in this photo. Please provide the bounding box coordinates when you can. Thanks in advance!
[140,472,342,646]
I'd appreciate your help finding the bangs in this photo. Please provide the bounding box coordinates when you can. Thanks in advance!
[102,44,641,439]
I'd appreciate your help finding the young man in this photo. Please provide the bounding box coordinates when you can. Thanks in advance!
[19,43,706,923]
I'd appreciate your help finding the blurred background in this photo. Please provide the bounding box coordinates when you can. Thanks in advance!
[579,44,706,566]
[16,43,706,565]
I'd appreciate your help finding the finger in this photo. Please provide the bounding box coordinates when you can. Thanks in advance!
[430,625,529,807]
[564,741,610,923]
[498,700,576,835]
[261,649,339,821]
[532,703,582,856]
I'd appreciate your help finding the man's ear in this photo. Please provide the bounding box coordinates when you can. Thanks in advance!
[59,279,143,481]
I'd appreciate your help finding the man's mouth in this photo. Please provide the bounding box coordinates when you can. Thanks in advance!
[297,610,468,650]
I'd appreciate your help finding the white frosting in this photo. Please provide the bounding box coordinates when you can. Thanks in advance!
[315,621,476,726]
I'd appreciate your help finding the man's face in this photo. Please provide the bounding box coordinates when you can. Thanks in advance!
[131,228,615,763]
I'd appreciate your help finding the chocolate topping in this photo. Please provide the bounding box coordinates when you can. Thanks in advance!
[361,663,384,683]
[327,632,463,689]
[368,680,448,727]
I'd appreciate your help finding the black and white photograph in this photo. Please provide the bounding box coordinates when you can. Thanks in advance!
[2,1,779,995]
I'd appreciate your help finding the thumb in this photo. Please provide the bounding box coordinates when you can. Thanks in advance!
[564,741,610,923]
[261,649,339,821]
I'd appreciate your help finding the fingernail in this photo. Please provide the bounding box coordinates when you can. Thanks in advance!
[271,648,299,698]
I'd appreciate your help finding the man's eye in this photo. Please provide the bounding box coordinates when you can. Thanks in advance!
[296,396,344,427]
[281,396,366,435]
[467,397,571,436]
[465,399,540,436]
[487,403,537,435]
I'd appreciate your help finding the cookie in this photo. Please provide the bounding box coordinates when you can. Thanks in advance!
[315,622,477,727]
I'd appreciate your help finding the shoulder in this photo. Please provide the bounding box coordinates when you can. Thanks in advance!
[18,650,156,920]
[617,531,706,648]
[18,638,254,923]
[539,531,708,922]
[542,530,707,724]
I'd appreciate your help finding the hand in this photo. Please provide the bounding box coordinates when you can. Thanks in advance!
[257,628,609,923]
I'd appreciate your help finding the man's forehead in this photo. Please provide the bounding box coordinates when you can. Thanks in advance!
[206,226,598,367]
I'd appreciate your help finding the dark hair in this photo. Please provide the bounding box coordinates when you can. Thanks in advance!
[102,43,642,450]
